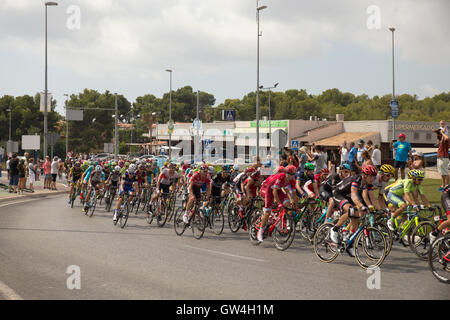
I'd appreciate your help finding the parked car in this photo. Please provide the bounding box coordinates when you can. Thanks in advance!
[138,155,155,162]
[93,153,110,161]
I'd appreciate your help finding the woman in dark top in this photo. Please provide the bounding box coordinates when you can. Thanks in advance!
[18,159,26,195]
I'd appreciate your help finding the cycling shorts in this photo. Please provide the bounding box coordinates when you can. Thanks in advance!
[159,184,171,196]
[120,184,135,196]
[260,186,287,209]
[332,193,353,211]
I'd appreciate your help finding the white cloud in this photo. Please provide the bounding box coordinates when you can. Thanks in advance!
[420,84,441,97]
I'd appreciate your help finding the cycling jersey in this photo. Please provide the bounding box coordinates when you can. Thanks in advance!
[212,172,231,190]
[234,173,248,194]
[103,169,110,181]
[389,179,424,197]
[303,174,321,196]
[120,172,137,196]
[136,169,147,184]
[190,171,211,188]
[159,169,179,186]
[83,165,94,182]
[333,175,373,197]
[260,173,295,209]
[295,171,315,186]
[371,174,388,195]
[319,173,341,201]
[109,172,121,183]
[70,167,83,181]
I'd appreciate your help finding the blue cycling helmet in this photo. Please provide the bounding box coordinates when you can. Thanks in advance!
[339,163,351,171]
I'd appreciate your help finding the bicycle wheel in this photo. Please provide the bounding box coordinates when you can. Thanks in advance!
[145,202,154,225]
[174,207,187,236]
[428,234,450,284]
[410,221,436,260]
[354,227,387,269]
[373,222,393,258]
[274,214,296,251]
[313,223,339,263]
[210,206,225,235]
[228,205,241,233]
[192,208,206,239]
[88,195,97,217]
[119,201,129,229]
[298,209,316,243]
[70,189,76,208]
[166,196,177,223]
[157,199,169,227]
[249,211,263,246]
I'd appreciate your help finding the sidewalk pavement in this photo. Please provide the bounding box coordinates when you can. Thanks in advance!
[0,171,69,203]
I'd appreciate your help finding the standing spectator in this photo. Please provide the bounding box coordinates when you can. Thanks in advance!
[391,133,412,180]
[8,153,19,194]
[361,150,374,167]
[434,128,449,191]
[313,145,327,174]
[287,150,299,168]
[18,159,26,194]
[408,151,426,174]
[44,156,52,189]
[6,156,11,181]
[28,158,36,192]
[51,156,59,190]
[371,145,382,170]
[356,140,367,166]
[366,140,374,157]
[0,154,2,178]
[340,141,349,165]
[348,142,358,174]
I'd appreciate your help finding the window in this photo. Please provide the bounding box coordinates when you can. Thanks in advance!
[414,133,420,140]
[426,133,432,140]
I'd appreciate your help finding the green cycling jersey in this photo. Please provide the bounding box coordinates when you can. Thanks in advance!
[388,178,424,197]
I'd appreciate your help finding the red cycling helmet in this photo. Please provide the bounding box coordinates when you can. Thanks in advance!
[245,167,256,174]
[320,168,330,175]
[361,165,377,176]
[276,166,286,174]
[118,160,124,167]
[285,165,297,175]
[251,171,261,179]
[200,164,209,171]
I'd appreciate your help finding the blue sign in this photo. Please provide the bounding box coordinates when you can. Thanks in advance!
[390,100,399,119]
[204,139,211,150]
[224,110,235,121]
[291,140,299,150]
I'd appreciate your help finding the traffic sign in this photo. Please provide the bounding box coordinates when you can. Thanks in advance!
[223,110,235,121]
[291,140,299,150]
[193,118,202,130]
[390,100,399,119]
[46,133,59,146]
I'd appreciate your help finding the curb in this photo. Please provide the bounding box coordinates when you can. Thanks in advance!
[0,190,68,204]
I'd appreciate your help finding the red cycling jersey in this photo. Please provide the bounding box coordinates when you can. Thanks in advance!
[190,171,212,187]
[261,173,295,191]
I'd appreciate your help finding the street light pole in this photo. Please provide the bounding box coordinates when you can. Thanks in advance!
[256,4,267,160]
[260,82,278,153]
[64,93,69,158]
[6,109,11,141]
[115,93,119,160]
[389,27,396,141]
[166,69,173,160]
[44,2,58,158]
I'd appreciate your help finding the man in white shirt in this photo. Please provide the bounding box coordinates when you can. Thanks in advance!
[340,141,349,164]
[371,145,382,169]
[356,140,367,165]
[51,157,59,190]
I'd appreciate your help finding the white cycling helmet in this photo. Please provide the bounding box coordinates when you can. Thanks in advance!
[114,166,120,172]
[95,165,102,172]
[233,164,240,171]
[208,166,215,175]
[128,164,137,174]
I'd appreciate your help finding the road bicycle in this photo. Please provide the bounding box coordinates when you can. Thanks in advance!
[249,205,296,251]
[105,185,118,212]
[69,181,82,208]
[114,193,131,229]
[428,232,450,284]
[313,210,388,269]
[409,206,446,260]
[204,196,225,235]
[391,206,435,248]
[173,199,207,239]
[228,196,263,233]
[84,188,102,218]
[146,191,176,227]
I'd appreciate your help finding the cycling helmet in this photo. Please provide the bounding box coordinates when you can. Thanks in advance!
[118,160,124,167]
[320,168,330,175]
[75,161,81,167]
[304,163,315,171]
[380,164,395,175]
[285,165,297,175]
[111,161,117,166]
[408,169,425,179]
[200,164,209,171]
[339,163,351,171]
[208,166,215,175]
[361,165,377,176]
[233,164,240,171]
[251,171,261,179]
[114,166,120,172]
[222,165,231,173]
[129,163,137,171]
[95,165,102,172]
[276,166,286,174]
[245,167,256,174]
[125,162,130,168]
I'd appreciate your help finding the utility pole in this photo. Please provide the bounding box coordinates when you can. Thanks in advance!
[115,94,118,159]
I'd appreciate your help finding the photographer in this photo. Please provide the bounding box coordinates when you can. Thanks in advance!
[434,125,449,192]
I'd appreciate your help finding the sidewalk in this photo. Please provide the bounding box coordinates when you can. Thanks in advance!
[0,171,69,203]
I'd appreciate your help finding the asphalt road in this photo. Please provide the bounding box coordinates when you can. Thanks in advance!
[0,195,448,300]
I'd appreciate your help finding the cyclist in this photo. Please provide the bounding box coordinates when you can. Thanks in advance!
[295,162,316,199]
[234,167,255,218]
[372,164,395,210]
[105,165,121,199]
[329,165,379,257]
[211,165,232,202]
[67,161,83,204]
[150,163,179,219]
[83,165,105,213]
[386,169,431,231]
[429,184,450,243]
[183,164,212,223]
[303,168,330,199]
[241,169,263,230]
[258,165,297,242]
[113,164,138,222]
[79,160,92,200]
[319,163,351,222]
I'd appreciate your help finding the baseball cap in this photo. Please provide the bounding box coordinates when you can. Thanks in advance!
[398,133,405,138]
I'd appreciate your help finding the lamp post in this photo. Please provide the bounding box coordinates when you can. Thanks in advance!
[256,3,267,159]
[114,93,118,160]
[259,82,278,151]
[6,109,12,142]
[44,1,58,158]
[165,69,173,160]
[389,27,396,141]
[64,93,69,158]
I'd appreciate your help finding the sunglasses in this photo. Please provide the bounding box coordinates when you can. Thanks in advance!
[415,178,423,181]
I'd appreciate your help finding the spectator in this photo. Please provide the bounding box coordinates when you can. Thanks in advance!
[44,156,52,189]
[28,158,36,192]
[313,145,327,174]
[348,142,358,174]
[51,156,59,190]
[361,150,374,167]
[340,141,349,165]
[8,153,19,194]
[356,140,367,165]
[371,145,382,170]
[391,133,412,180]
[0,154,2,178]
[18,159,26,194]
[408,151,426,174]
[366,140,374,157]
[434,128,449,191]
[287,150,299,168]
[6,156,11,181]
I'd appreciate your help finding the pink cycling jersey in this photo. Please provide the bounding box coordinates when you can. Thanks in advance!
[190,171,212,187]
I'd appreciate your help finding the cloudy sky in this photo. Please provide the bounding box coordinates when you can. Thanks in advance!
[1,0,449,115]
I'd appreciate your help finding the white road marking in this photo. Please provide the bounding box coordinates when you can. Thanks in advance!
[184,245,265,262]
[0,198,40,208]
[0,280,23,300]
